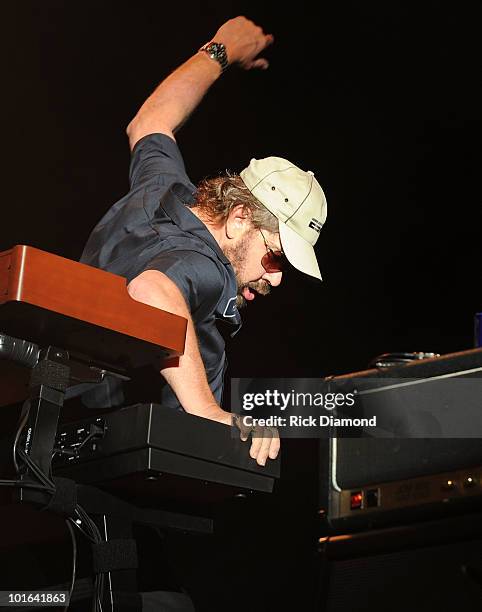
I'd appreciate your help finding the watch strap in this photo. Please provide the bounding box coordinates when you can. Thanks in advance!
[199,41,229,72]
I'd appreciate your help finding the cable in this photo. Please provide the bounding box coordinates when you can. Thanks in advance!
[17,448,54,490]
[17,449,102,547]
[53,424,105,462]
[70,513,97,544]
[94,573,104,612]
[16,443,105,610]
[13,399,31,474]
[75,506,102,543]
[74,431,99,453]
[0,479,83,610]
[64,520,77,612]
[69,511,104,611]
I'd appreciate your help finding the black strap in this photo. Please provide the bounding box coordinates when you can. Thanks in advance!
[92,539,138,574]
[43,477,77,517]
[30,358,70,390]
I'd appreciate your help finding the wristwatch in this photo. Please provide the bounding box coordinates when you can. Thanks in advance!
[199,41,229,72]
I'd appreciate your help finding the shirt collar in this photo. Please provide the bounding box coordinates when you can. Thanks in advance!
[159,183,231,267]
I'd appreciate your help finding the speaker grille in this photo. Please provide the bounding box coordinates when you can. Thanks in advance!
[335,439,482,489]
[326,538,482,611]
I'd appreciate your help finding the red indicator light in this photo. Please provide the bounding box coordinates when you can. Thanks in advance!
[350,491,363,510]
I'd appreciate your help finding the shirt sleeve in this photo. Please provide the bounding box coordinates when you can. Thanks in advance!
[129,133,191,189]
[144,250,225,316]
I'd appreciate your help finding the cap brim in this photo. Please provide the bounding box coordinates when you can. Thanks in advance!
[279,222,322,281]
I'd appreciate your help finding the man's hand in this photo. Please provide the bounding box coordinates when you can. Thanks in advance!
[194,407,280,467]
[211,16,274,70]
[127,15,273,147]
[233,414,280,467]
[184,405,279,467]
[182,404,279,467]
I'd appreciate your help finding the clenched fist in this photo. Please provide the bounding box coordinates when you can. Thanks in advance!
[210,16,274,70]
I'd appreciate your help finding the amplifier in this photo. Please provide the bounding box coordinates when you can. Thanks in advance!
[317,511,482,612]
[320,348,482,531]
[320,438,482,531]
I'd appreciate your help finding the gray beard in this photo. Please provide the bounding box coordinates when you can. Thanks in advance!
[223,235,271,309]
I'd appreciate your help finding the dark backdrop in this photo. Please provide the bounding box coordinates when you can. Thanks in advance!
[2,2,481,609]
[3,1,481,376]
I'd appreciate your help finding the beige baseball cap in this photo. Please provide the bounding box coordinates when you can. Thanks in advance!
[240,157,327,280]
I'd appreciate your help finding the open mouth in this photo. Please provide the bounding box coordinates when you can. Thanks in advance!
[239,281,271,305]
[242,285,257,301]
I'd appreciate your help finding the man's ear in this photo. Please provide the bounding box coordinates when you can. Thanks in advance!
[225,204,251,239]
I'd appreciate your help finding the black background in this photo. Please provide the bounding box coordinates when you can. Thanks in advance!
[4,1,481,377]
[2,1,481,610]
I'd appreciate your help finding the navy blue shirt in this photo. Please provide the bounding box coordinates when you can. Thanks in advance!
[81,133,241,409]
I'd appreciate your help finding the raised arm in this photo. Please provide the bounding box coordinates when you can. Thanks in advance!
[126,16,274,149]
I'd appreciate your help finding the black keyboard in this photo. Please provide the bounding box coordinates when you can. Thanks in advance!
[54,403,280,506]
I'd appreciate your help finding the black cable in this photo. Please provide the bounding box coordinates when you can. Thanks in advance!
[70,513,97,544]
[75,506,101,543]
[94,573,104,612]
[64,520,77,612]
[99,574,104,612]
[70,507,104,611]
[17,449,102,548]
[17,448,54,489]
[16,450,98,581]
[0,478,83,610]
[70,511,104,611]
[16,443,105,610]
[74,431,98,453]
[53,427,103,462]
[13,399,30,474]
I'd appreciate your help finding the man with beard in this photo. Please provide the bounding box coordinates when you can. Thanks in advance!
[81,16,327,466]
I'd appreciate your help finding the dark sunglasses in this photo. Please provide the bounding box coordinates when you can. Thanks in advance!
[259,229,286,273]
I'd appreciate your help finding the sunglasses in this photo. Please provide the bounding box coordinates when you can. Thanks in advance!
[259,229,286,273]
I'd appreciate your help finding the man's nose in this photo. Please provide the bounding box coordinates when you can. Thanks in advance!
[262,271,283,287]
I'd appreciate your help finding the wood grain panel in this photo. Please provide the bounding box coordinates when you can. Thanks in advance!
[0,245,187,374]
[2,245,186,354]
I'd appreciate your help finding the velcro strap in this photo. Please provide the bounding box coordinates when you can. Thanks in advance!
[30,359,70,390]
[92,539,138,574]
[43,477,77,517]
